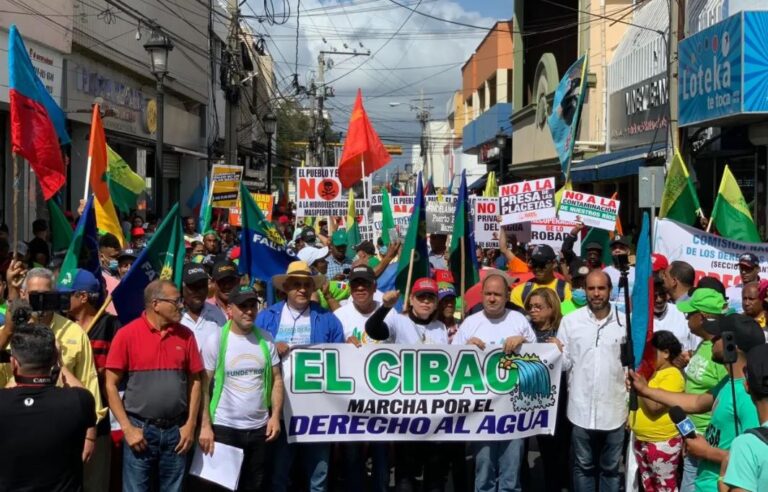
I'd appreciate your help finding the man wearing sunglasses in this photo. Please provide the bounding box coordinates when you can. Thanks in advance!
[630,314,764,492]
[510,244,571,310]
[256,260,344,492]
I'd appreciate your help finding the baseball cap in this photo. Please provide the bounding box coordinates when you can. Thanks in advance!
[58,269,101,293]
[652,253,669,273]
[529,244,556,264]
[745,344,768,397]
[182,263,209,285]
[131,227,146,237]
[610,235,631,248]
[355,240,376,256]
[331,230,348,247]
[438,285,457,301]
[411,277,438,296]
[569,258,590,280]
[212,260,239,281]
[278,216,289,225]
[118,249,139,261]
[229,285,259,306]
[702,313,766,354]
[297,246,329,266]
[738,253,759,268]
[585,242,603,252]
[348,265,376,283]
[300,228,317,244]
[677,288,726,315]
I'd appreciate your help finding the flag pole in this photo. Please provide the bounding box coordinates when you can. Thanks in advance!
[403,248,416,311]
[83,105,98,202]
[12,153,22,258]
[460,235,466,321]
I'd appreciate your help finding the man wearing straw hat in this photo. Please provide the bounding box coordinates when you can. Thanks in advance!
[256,260,344,492]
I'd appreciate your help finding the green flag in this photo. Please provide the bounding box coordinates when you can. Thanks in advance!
[395,173,430,298]
[711,165,761,242]
[47,199,73,254]
[346,189,361,259]
[449,170,480,297]
[107,145,146,214]
[659,150,701,226]
[581,227,613,265]
[381,187,396,246]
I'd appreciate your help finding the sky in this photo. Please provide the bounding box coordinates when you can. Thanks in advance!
[243,0,513,173]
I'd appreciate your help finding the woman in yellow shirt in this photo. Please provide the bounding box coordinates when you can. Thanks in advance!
[630,330,685,492]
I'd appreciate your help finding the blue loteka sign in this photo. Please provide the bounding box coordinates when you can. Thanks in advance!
[679,11,768,127]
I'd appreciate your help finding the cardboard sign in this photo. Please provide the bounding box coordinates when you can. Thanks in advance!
[229,193,274,226]
[499,177,556,225]
[528,220,581,254]
[210,165,243,208]
[296,167,349,217]
[472,197,500,248]
[557,190,620,231]
[425,195,457,234]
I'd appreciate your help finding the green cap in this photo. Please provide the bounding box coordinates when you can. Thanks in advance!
[331,230,348,246]
[677,288,726,315]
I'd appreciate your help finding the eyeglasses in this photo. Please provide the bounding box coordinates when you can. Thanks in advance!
[414,294,437,303]
[287,281,315,291]
[155,297,183,307]
[528,304,550,311]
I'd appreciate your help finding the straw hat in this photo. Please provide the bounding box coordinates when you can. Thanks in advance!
[272,261,325,292]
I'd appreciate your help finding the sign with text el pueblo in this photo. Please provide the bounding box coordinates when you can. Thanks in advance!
[283,344,562,443]
[296,167,347,217]
[472,197,500,248]
[210,164,244,208]
[499,177,556,225]
[425,195,457,234]
[558,190,620,231]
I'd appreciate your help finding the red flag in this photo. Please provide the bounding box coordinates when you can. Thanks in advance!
[338,89,392,188]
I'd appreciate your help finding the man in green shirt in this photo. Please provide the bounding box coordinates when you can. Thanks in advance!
[630,314,764,492]
[723,344,768,492]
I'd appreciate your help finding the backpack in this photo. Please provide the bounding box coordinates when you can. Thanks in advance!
[521,279,567,303]
[745,426,768,445]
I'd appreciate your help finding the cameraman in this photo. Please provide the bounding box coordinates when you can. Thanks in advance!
[0,268,103,460]
[0,324,96,491]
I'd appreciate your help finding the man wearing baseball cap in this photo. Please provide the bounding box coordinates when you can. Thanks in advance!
[603,235,635,314]
[630,314,764,492]
[326,230,352,280]
[180,263,226,348]
[723,344,768,491]
[116,249,138,280]
[561,258,590,315]
[726,253,762,313]
[561,223,604,270]
[210,259,240,320]
[198,286,283,492]
[510,244,571,310]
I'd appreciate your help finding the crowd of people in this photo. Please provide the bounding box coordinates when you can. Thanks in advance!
[0,211,767,492]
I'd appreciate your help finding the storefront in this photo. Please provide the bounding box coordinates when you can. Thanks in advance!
[678,11,768,237]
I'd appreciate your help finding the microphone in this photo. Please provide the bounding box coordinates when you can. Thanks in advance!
[669,406,697,439]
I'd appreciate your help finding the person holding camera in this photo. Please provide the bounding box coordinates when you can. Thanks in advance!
[629,314,765,492]
[0,324,96,491]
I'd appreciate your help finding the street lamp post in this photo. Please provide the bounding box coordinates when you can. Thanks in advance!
[144,29,173,214]
[263,112,277,193]
[495,130,507,185]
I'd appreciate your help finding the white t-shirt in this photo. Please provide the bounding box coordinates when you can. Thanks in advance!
[604,265,635,313]
[725,284,743,313]
[385,311,448,344]
[202,328,280,430]
[334,301,383,344]
[653,303,702,352]
[453,309,536,347]
[275,304,312,346]
[181,303,227,350]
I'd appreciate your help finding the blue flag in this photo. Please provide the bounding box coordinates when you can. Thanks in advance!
[449,170,480,297]
[238,182,296,282]
[547,54,588,178]
[630,212,652,368]
[113,204,185,324]
[57,195,103,291]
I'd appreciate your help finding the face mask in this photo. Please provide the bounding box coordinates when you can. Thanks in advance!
[572,288,587,305]
[108,259,118,272]
[379,246,388,256]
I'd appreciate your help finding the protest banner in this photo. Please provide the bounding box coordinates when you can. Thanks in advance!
[529,219,581,254]
[499,177,556,225]
[229,193,274,226]
[210,165,243,208]
[425,195,457,234]
[557,190,620,231]
[369,195,415,239]
[654,218,768,289]
[472,197,500,248]
[282,343,562,443]
[296,167,369,217]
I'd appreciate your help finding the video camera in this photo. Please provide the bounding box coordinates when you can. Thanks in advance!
[28,292,70,314]
[612,252,630,273]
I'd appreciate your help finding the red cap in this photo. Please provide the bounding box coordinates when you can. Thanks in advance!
[651,253,669,273]
[411,277,438,296]
[131,227,146,237]
[229,246,241,260]
[278,216,289,224]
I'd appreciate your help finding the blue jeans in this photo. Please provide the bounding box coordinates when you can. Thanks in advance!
[680,454,699,492]
[122,416,187,492]
[571,425,624,492]
[270,420,330,492]
[472,439,524,492]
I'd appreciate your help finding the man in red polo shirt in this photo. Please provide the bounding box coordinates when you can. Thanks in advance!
[104,279,203,492]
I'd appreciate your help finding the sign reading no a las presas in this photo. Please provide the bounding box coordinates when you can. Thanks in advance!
[499,178,556,225]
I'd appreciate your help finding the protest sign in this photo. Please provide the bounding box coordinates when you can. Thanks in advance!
[229,193,274,226]
[369,196,415,239]
[499,177,556,225]
[296,167,365,217]
[654,218,768,289]
[425,195,457,234]
[528,220,581,254]
[283,344,562,443]
[557,190,620,231]
[472,198,500,248]
[210,165,243,208]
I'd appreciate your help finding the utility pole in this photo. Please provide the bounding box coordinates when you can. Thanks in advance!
[413,89,433,179]
[668,0,680,155]
[224,1,241,165]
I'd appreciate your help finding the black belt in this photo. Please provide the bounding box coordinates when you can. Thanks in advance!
[128,413,187,429]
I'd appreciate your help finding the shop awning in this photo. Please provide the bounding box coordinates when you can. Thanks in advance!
[570,143,666,183]
[468,173,489,192]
